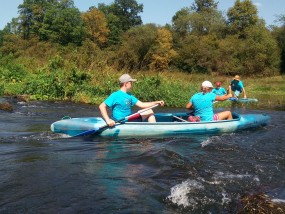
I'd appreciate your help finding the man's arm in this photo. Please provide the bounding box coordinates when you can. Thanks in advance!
[215,93,232,101]
[135,100,164,108]
[99,102,115,127]
[186,102,193,109]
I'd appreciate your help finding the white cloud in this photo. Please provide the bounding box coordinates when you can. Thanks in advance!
[253,2,262,7]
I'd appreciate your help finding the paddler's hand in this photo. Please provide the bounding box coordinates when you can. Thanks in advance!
[106,119,115,127]
[157,100,165,106]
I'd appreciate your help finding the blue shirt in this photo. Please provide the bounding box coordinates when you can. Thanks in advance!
[189,92,216,121]
[104,90,139,120]
[212,87,227,96]
[231,80,244,92]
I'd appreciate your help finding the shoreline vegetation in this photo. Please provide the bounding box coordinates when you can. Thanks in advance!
[0,0,285,109]
[0,59,284,108]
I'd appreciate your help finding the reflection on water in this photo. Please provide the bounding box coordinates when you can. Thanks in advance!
[0,99,285,213]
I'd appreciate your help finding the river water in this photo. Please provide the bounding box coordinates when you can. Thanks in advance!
[0,99,285,213]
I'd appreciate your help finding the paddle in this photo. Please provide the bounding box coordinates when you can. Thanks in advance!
[73,104,160,137]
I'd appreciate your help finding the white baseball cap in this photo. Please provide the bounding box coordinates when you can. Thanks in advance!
[202,80,213,88]
[119,74,137,83]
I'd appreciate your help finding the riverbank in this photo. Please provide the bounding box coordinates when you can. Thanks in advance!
[1,71,284,108]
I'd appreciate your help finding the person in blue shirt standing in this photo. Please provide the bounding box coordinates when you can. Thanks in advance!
[212,81,227,96]
[229,75,247,98]
[186,81,233,122]
[99,74,165,127]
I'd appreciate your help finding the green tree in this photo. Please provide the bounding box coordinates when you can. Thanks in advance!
[0,30,3,46]
[39,0,85,45]
[98,0,143,45]
[18,0,56,39]
[227,0,259,37]
[114,24,158,70]
[172,8,191,39]
[172,1,225,40]
[17,0,85,45]
[217,22,280,75]
[18,0,35,39]
[0,19,21,46]
[112,0,143,31]
[98,3,122,45]
[171,0,225,73]
[272,15,285,73]
[191,0,218,13]
[174,34,220,73]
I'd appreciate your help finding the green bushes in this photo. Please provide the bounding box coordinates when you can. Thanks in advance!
[0,54,27,82]
[0,84,4,96]
[22,66,91,100]
[132,74,198,107]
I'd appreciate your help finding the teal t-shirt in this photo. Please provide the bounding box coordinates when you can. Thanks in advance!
[104,90,139,120]
[231,80,244,92]
[190,92,217,121]
[212,87,227,96]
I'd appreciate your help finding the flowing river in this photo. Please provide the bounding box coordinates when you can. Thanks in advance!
[0,98,285,213]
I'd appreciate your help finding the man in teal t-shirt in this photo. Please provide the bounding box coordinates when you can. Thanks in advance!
[104,90,139,121]
[212,82,227,96]
[186,81,233,121]
[230,75,247,98]
[99,74,164,126]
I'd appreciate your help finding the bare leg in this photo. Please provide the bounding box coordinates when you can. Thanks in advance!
[140,109,156,122]
[227,85,233,96]
[217,111,233,120]
[147,115,156,122]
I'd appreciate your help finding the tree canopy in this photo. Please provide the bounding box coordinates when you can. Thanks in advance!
[98,0,143,44]
[0,0,283,76]
[227,0,259,37]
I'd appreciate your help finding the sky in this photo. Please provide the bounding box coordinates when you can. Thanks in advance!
[1,0,284,30]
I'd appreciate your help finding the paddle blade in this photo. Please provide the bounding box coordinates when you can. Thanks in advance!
[73,127,100,137]
[229,97,238,101]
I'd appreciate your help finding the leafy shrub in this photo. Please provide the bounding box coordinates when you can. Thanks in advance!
[22,66,91,100]
[0,83,4,95]
[132,74,198,107]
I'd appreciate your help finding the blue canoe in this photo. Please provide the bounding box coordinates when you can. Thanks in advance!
[50,112,270,137]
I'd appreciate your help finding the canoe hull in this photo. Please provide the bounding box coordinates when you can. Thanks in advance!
[229,98,258,103]
[51,113,270,137]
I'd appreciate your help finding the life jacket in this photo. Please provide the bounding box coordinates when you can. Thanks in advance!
[231,79,242,92]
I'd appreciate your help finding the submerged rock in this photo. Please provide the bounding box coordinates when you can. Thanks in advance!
[0,100,13,112]
[14,95,29,103]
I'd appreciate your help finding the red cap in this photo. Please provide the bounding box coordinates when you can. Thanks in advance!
[216,81,221,86]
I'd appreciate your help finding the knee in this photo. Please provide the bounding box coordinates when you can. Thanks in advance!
[227,111,233,119]
[143,109,154,115]
[147,114,156,122]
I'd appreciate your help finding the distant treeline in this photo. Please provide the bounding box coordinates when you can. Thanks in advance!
[0,0,284,75]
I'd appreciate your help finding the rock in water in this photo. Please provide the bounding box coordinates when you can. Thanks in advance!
[0,98,13,112]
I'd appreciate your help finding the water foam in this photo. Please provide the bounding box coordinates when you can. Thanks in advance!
[221,192,231,205]
[167,179,204,208]
[200,136,223,147]
[272,199,285,203]
[201,138,212,147]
